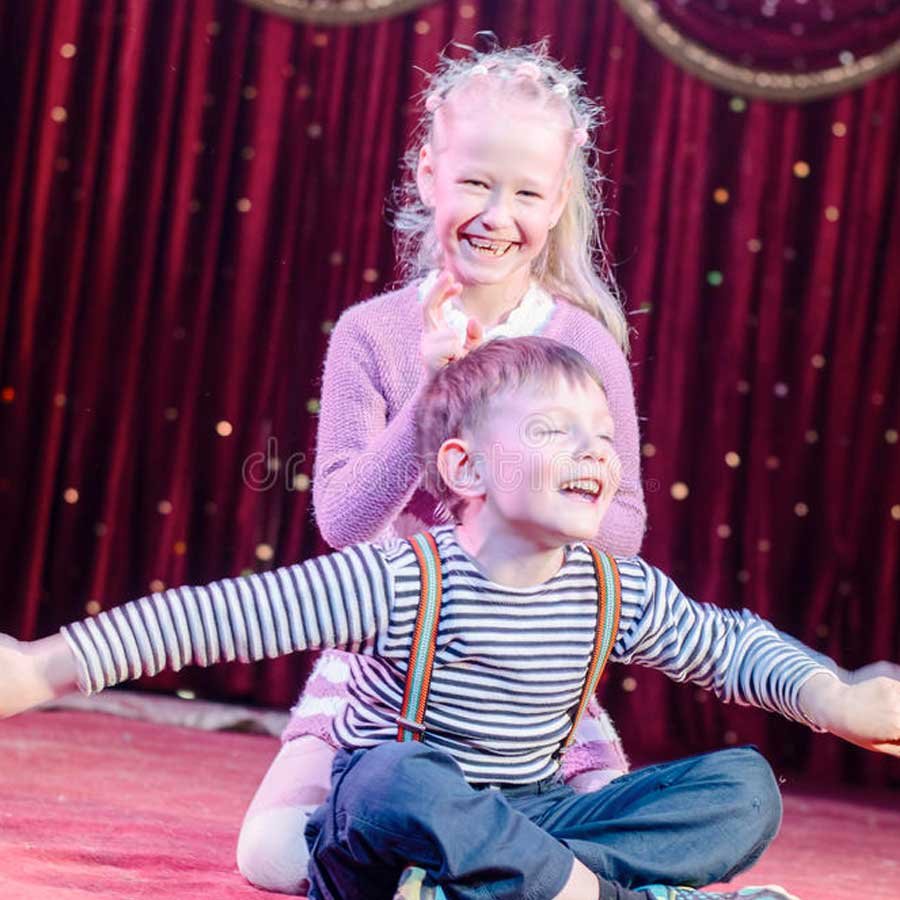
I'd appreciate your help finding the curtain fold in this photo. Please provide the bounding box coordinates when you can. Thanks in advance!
[1,0,897,784]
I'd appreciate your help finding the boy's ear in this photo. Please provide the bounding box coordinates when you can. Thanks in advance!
[416,143,436,208]
[437,437,484,502]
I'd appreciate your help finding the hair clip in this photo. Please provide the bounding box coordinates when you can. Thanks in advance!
[572,127,588,147]
[552,82,570,98]
[425,92,442,113]
[469,63,489,77]
[514,62,542,82]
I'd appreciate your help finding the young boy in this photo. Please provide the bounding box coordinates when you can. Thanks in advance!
[2,337,898,900]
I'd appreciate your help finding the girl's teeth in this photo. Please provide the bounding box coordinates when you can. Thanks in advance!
[466,238,511,257]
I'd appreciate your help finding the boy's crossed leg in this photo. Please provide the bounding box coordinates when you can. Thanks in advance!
[524,745,781,889]
[305,742,781,900]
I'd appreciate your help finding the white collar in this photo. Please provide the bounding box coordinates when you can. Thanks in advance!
[417,270,555,342]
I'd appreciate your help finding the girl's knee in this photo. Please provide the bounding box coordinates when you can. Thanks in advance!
[236,805,314,895]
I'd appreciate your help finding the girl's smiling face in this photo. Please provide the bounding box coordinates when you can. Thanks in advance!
[417,100,571,298]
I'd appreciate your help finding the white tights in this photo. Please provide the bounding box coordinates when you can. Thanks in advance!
[236,736,336,895]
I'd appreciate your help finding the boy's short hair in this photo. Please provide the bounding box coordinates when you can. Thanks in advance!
[416,336,606,520]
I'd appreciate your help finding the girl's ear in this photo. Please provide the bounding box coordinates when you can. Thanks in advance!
[417,143,436,208]
[550,173,573,228]
[436,437,484,503]
[550,175,572,228]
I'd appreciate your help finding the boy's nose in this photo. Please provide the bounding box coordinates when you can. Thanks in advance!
[575,436,609,463]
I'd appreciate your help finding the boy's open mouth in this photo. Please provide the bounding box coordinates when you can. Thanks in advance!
[558,478,603,503]
[461,234,518,257]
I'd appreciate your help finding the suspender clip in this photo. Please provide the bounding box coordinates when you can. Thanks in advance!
[395,716,427,735]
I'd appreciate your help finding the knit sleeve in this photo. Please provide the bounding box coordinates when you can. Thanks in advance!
[60,543,393,695]
[312,304,427,547]
[560,695,629,783]
[570,321,646,556]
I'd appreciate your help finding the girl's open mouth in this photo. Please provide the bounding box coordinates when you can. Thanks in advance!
[462,235,517,257]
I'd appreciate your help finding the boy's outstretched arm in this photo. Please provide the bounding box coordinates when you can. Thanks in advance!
[614,559,900,757]
[800,671,900,757]
[0,633,79,718]
[1,542,394,719]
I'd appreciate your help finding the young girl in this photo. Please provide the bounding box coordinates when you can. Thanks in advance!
[236,44,647,895]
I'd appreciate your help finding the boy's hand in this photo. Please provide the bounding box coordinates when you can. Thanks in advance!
[0,633,80,719]
[801,671,900,757]
[421,271,482,374]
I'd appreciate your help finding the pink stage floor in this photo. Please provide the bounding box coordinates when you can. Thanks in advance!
[0,710,897,899]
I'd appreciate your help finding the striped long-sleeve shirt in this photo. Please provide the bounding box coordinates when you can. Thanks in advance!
[62,525,833,784]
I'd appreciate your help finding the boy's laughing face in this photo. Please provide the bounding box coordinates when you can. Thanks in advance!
[463,376,621,546]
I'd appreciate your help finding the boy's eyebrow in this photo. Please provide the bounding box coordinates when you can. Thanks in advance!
[529,405,615,429]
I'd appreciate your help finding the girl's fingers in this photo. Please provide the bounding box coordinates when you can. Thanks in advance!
[463,317,484,351]
[427,333,464,357]
[423,271,461,331]
[423,272,450,329]
[422,328,466,373]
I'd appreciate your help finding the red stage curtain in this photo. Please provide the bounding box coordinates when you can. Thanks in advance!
[0,0,897,786]
[635,0,900,72]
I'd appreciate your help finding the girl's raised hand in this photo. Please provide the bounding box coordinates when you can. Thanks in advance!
[421,271,483,374]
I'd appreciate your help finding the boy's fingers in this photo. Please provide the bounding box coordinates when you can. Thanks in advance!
[854,661,900,684]
[871,741,900,758]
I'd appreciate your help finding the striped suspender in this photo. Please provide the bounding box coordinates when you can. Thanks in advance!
[561,548,622,749]
[396,534,622,749]
[396,532,443,742]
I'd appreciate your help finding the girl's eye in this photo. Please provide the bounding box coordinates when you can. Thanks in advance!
[518,191,541,199]
[463,179,488,188]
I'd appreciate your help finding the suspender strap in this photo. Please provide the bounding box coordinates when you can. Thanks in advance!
[562,548,622,749]
[395,535,619,748]
[396,532,444,742]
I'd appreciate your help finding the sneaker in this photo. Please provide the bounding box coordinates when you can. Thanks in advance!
[394,866,446,900]
[640,886,800,900]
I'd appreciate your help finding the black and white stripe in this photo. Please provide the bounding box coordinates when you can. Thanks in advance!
[61,525,831,785]
[62,542,391,690]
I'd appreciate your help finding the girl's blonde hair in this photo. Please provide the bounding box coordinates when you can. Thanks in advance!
[391,40,629,353]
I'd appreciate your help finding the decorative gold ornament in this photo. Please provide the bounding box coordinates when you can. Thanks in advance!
[239,0,438,26]
[615,0,900,101]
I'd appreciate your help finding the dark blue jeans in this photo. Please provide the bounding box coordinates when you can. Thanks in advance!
[305,742,782,900]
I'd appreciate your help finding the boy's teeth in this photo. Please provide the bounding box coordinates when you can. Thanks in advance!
[561,479,600,496]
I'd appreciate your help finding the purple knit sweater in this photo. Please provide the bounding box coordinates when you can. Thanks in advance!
[312,283,646,550]
[285,283,646,781]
